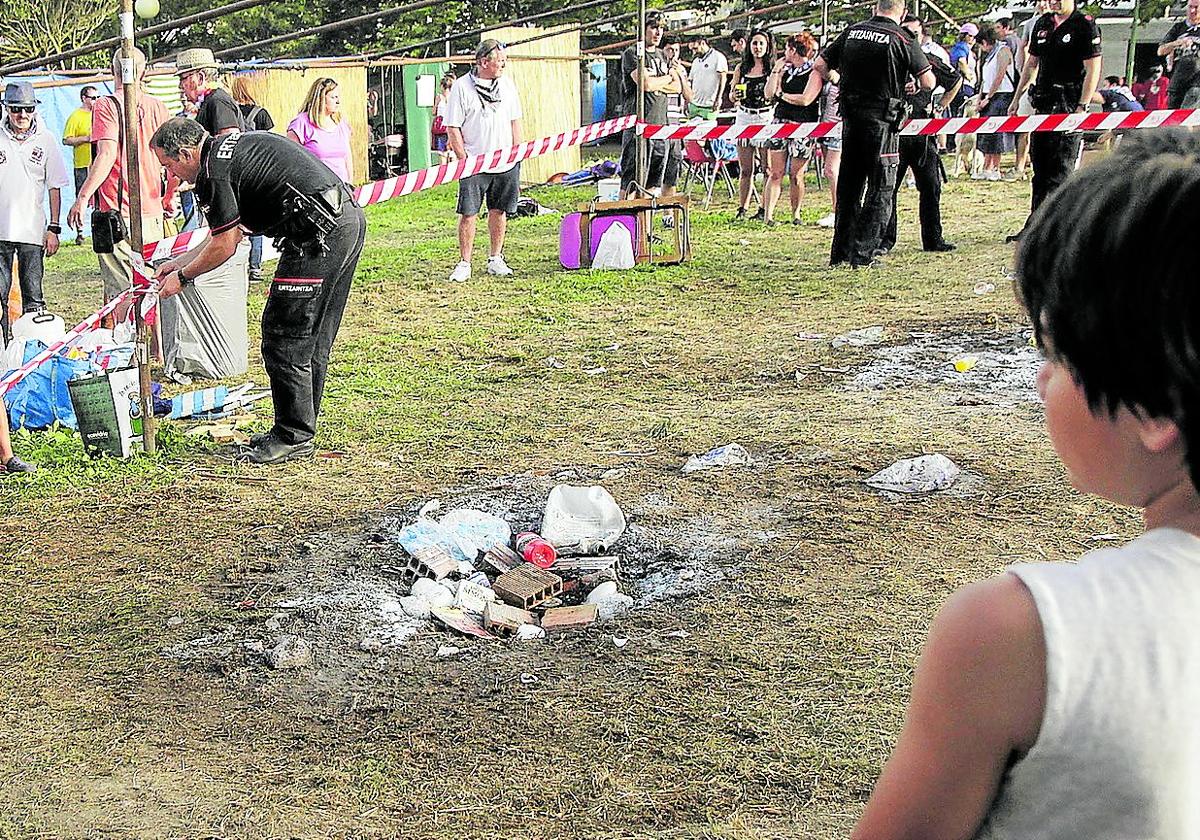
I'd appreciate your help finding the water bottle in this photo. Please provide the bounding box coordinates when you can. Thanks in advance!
[514,532,557,569]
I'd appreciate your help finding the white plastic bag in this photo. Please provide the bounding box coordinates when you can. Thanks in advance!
[865,454,961,493]
[12,311,65,346]
[541,484,627,555]
[592,221,635,270]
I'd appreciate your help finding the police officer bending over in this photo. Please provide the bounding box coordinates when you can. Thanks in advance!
[150,117,367,466]
[796,0,933,268]
[879,14,962,255]
[1007,0,1101,241]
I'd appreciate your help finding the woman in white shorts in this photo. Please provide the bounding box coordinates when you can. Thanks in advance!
[730,29,775,220]
[764,32,821,224]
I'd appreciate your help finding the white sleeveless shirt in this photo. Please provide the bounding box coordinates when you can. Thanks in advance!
[975,528,1200,839]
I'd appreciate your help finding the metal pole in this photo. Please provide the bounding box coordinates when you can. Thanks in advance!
[636,0,647,193]
[822,0,829,46]
[118,0,156,455]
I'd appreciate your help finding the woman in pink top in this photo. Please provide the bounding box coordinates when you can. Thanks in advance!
[287,77,352,183]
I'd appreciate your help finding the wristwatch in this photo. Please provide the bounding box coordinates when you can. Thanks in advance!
[46,224,61,235]
[177,268,195,287]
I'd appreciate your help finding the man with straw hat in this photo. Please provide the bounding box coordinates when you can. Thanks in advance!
[176,47,241,137]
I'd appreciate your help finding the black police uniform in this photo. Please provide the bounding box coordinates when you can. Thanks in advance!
[1026,10,1101,217]
[194,131,367,448]
[822,16,930,266]
[880,52,959,253]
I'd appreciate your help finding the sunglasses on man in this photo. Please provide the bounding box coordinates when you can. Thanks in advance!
[6,106,34,114]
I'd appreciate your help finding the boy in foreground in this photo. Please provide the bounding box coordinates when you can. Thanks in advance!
[854,130,1200,838]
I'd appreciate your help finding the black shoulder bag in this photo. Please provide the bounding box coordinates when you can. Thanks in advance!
[92,96,128,254]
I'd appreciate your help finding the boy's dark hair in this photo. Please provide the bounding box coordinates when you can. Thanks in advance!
[1016,129,1200,490]
[996,16,1014,28]
[661,31,680,46]
[1105,74,1121,85]
[731,28,748,42]
[645,11,663,28]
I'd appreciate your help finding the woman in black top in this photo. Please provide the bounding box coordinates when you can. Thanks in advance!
[230,75,276,280]
[730,29,775,220]
[764,33,820,225]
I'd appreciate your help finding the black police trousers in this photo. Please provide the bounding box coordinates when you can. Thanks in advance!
[261,199,367,445]
[832,116,899,267]
[1029,121,1082,218]
[880,136,947,252]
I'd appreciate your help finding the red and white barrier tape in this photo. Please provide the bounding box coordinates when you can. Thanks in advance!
[142,115,638,263]
[0,288,134,396]
[637,107,1200,142]
[4,116,635,398]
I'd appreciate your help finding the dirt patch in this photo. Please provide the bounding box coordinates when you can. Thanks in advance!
[849,327,1041,403]
[162,466,769,698]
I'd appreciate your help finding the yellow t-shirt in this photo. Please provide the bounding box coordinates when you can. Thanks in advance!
[62,107,92,169]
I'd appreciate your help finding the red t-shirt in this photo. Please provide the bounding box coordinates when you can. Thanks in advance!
[90,92,175,217]
[1131,77,1170,110]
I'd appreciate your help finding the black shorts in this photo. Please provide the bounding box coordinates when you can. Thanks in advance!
[457,165,521,216]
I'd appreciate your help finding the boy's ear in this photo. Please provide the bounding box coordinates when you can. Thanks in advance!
[1136,414,1180,454]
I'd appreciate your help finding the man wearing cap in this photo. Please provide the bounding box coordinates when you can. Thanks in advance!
[1007,0,1101,241]
[0,82,69,345]
[176,48,242,137]
[619,12,681,199]
[149,118,366,466]
[67,47,175,307]
[444,39,524,284]
[62,85,98,245]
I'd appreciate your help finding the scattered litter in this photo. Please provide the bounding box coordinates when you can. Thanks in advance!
[665,630,691,638]
[599,468,627,481]
[795,331,826,341]
[166,615,184,628]
[952,355,979,373]
[266,636,313,670]
[831,325,885,348]
[543,356,565,369]
[514,531,558,569]
[584,367,607,376]
[435,645,462,659]
[264,617,281,632]
[484,601,534,635]
[541,484,627,555]
[519,672,539,685]
[585,580,620,603]
[418,498,441,518]
[493,564,563,609]
[819,366,851,374]
[515,623,546,641]
[453,579,497,613]
[682,443,752,473]
[612,635,629,648]
[430,606,493,638]
[410,577,453,609]
[865,454,961,494]
[592,592,634,621]
[737,238,750,246]
[973,281,996,295]
[398,595,431,620]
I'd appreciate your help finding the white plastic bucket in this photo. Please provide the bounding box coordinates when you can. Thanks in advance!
[597,177,621,202]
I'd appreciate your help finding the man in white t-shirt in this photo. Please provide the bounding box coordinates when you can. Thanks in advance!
[0,82,68,345]
[686,35,729,117]
[444,39,524,283]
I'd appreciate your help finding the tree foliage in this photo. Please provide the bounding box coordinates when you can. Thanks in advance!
[0,0,116,65]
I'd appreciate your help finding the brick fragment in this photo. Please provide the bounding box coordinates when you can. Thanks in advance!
[540,603,599,631]
[483,601,534,635]
[492,563,563,609]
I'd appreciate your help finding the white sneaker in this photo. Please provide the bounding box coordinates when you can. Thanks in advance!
[817,212,836,228]
[985,169,1002,181]
[970,171,987,180]
[448,261,471,282]
[486,255,514,276]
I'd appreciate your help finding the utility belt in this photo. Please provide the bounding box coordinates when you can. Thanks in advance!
[267,183,353,255]
[1031,82,1082,114]
[884,97,912,132]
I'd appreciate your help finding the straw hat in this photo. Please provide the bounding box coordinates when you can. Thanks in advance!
[175,48,219,76]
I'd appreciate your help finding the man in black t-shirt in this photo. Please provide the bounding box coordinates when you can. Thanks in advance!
[618,12,682,197]
[800,0,933,267]
[880,15,962,255]
[1008,0,1101,240]
[149,118,367,466]
[175,48,242,137]
[1158,0,1200,108]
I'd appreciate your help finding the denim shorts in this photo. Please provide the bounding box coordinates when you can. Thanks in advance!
[457,165,521,216]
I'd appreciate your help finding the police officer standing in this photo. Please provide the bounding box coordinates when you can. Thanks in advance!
[1007,0,1101,241]
[797,0,934,267]
[149,117,367,466]
[879,15,962,255]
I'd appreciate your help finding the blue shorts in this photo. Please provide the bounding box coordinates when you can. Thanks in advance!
[457,165,521,216]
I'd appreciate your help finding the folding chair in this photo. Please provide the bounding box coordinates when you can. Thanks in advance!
[680,140,736,208]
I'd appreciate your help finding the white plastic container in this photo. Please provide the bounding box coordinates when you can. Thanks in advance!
[597,177,621,202]
[11,310,65,346]
[541,484,627,555]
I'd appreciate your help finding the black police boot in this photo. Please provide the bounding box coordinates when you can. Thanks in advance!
[244,433,316,466]
[926,241,956,252]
